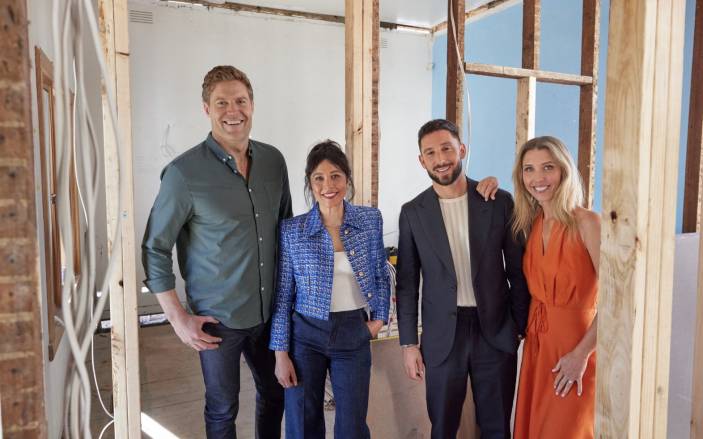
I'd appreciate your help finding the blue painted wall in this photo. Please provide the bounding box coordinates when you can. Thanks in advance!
[431,0,695,232]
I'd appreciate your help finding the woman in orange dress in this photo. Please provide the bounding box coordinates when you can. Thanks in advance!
[512,136,600,439]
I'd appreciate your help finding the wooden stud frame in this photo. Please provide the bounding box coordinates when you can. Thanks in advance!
[345,0,379,207]
[458,1,599,200]
[34,47,82,360]
[98,0,142,436]
[446,0,465,136]
[595,0,685,436]
[683,0,703,233]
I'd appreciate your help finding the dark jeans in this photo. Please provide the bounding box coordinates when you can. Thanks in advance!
[285,309,372,439]
[199,321,284,439]
[425,307,517,439]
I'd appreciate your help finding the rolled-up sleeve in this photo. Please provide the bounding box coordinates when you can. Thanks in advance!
[141,165,193,293]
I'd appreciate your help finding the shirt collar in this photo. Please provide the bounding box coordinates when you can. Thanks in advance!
[205,133,254,166]
[303,200,363,237]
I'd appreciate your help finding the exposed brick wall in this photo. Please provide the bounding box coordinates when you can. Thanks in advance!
[0,0,47,437]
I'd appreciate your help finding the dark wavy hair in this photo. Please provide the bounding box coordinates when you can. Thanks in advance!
[304,140,355,205]
[417,119,462,149]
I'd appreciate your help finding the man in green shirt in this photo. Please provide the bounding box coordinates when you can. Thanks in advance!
[142,65,291,438]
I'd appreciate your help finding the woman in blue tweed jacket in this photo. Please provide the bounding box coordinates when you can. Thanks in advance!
[269,140,390,439]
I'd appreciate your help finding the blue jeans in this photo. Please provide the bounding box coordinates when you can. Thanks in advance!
[199,321,284,439]
[285,309,372,439]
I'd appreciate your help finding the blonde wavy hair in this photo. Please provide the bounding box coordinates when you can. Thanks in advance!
[511,136,584,240]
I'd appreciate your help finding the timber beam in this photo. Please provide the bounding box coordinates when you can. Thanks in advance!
[595,0,685,437]
[464,62,593,86]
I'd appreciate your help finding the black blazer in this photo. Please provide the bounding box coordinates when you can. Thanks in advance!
[396,178,530,366]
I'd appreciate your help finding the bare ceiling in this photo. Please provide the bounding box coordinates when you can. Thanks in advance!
[220,0,499,28]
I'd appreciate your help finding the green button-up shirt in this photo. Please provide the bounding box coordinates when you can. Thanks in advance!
[141,133,292,329]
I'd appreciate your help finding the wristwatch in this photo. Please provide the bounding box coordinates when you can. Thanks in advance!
[401,344,419,349]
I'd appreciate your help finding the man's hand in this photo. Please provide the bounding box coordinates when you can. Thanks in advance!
[476,176,499,201]
[366,320,384,339]
[274,351,298,388]
[402,345,425,381]
[170,312,222,351]
[154,289,221,351]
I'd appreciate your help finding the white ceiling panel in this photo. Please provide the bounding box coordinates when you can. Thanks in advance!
[221,0,500,28]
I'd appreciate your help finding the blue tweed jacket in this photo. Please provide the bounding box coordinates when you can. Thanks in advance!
[269,201,390,351]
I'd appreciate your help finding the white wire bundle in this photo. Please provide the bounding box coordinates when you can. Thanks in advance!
[51,0,128,437]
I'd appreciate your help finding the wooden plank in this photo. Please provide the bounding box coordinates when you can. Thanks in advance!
[98,0,142,437]
[345,0,362,205]
[515,77,536,150]
[693,230,703,439]
[370,0,379,207]
[431,0,519,34]
[522,0,540,70]
[344,0,378,207]
[464,62,592,85]
[515,0,538,151]
[446,0,465,137]
[361,0,374,207]
[577,0,600,208]
[595,0,685,437]
[683,0,703,233]
[639,1,685,437]
[169,0,431,33]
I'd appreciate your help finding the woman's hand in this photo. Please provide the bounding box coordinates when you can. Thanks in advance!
[274,351,298,388]
[476,176,499,201]
[552,348,590,397]
[366,319,384,338]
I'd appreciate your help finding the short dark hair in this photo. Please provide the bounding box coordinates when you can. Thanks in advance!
[304,140,355,205]
[201,65,254,103]
[417,119,461,149]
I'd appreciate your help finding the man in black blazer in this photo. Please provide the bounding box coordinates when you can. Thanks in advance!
[396,119,530,439]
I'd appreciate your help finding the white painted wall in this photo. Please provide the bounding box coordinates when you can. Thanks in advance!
[668,233,701,438]
[26,0,107,437]
[128,0,432,311]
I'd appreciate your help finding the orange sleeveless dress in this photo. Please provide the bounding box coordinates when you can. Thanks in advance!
[513,214,597,439]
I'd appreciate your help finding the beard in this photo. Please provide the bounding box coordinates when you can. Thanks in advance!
[427,160,464,186]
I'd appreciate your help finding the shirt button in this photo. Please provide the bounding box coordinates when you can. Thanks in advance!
[358,271,364,277]
[260,262,264,267]
[344,229,350,235]
[249,188,252,192]
[367,293,372,298]
[349,250,355,256]
[261,287,265,291]
[259,236,263,241]
[255,213,259,218]
[221,158,226,162]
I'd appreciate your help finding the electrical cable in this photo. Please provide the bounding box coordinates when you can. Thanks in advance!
[50,0,130,436]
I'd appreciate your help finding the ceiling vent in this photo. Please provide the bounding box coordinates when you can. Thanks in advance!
[129,10,153,24]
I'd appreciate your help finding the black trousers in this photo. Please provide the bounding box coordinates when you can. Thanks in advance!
[424,307,517,439]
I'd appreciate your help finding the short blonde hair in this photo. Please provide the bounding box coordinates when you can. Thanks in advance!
[201,65,253,103]
[511,136,584,240]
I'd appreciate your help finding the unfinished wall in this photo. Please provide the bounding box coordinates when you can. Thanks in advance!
[127,0,432,312]
[25,0,107,436]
